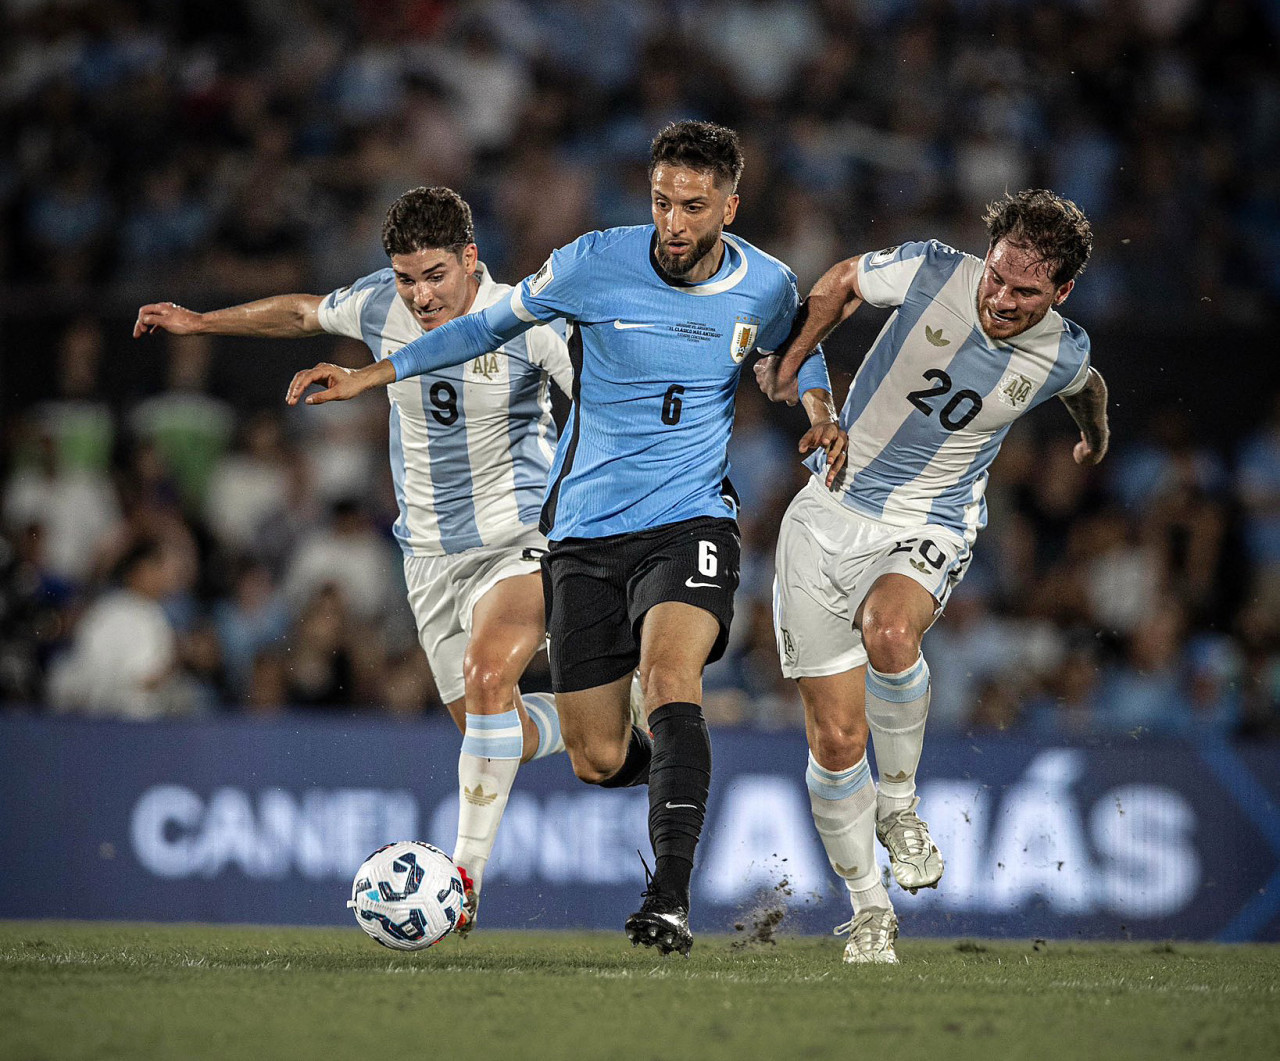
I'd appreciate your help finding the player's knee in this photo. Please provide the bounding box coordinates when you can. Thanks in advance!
[462,654,514,705]
[810,718,869,771]
[565,740,626,785]
[862,616,921,673]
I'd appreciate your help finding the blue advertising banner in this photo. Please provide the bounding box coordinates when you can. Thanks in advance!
[1,716,1277,941]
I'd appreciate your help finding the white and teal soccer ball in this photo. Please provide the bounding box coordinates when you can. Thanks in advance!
[347,841,466,950]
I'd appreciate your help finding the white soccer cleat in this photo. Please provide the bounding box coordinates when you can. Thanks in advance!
[835,907,899,964]
[629,672,648,732]
[876,797,944,893]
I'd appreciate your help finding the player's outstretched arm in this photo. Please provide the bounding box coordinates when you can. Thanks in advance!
[1060,367,1110,465]
[772,255,865,393]
[133,295,325,339]
[286,297,537,406]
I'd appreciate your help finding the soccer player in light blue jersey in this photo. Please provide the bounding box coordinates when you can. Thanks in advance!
[760,189,1110,963]
[286,122,844,955]
[135,187,581,934]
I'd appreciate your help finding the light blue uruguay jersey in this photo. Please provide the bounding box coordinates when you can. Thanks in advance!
[806,240,1091,542]
[317,263,572,556]
[389,225,831,540]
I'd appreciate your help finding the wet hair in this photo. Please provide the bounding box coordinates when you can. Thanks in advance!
[983,189,1093,286]
[381,186,475,257]
[649,120,744,191]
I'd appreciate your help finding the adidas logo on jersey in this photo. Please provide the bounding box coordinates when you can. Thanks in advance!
[925,325,950,347]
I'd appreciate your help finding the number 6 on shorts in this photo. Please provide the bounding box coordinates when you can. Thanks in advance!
[698,540,718,578]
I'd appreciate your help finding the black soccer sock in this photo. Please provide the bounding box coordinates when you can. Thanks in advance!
[598,724,652,788]
[646,701,712,907]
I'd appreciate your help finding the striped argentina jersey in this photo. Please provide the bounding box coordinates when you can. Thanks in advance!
[389,225,831,540]
[317,263,571,556]
[806,240,1091,541]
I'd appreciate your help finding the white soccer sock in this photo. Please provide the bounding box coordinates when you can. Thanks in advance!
[806,752,890,913]
[865,656,931,816]
[521,692,564,759]
[454,708,522,890]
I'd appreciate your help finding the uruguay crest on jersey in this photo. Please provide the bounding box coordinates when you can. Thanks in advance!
[730,316,760,363]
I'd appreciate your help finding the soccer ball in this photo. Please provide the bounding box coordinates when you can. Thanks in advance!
[347,840,468,950]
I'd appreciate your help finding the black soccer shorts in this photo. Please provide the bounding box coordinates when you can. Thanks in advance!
[541,515,741,693]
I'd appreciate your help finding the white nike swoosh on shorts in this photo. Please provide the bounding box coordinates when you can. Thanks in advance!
[613,320,655,329]
[684,577,718,589]
[665,802,698,810]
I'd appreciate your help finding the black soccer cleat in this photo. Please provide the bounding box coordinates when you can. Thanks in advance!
[625,888,693,958]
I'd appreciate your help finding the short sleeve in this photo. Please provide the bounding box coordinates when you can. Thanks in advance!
[1055,326,1093,398]
[509,233,600,325]
[755,270,802,354]
[316,270,392,340]
[856,240,956,309]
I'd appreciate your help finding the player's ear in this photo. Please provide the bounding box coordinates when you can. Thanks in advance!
[462,243,479,274]
[1053,279,1074,305]
[722,193,740,227]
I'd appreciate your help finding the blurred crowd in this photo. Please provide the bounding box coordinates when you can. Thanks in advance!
[1,0,1278,737]
[3,0,1276,313]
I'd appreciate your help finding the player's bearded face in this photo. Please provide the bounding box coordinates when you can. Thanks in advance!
[656,226,722,277]
[651,165,740,281]
[977,240,1073,340]
[391,245,480,332]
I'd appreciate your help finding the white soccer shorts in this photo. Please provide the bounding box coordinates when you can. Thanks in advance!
[773,476,971,679]
[402,528,547,704]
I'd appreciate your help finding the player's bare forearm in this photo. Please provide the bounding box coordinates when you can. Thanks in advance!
[134,294,324,339]
[286,358,394,406]
[775,257,864,389]
[798,388,848,488]
[1060,367,1110,465]
[801,388,838,429]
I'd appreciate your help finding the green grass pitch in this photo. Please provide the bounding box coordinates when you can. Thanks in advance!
[2,922,1277,1060]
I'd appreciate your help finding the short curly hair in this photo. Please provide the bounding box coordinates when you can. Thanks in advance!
[381,186,475,257]
[983,189,1093,286]
[649,120,744,191]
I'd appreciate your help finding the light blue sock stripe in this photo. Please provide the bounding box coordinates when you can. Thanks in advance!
[466,710,524,732]
[522,693,561,760]
[460,708,523,759]
[805,752,872,801]
[867,658,930,703]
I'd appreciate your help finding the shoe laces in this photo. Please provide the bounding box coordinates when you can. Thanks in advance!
[834,907,894,946]
[880,802,932,857]
[635,850,684,916]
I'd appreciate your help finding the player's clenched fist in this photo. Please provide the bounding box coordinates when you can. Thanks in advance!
[133,302,204,338]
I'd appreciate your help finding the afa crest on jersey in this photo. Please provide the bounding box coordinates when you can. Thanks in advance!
[730,316,760,363]
[471,352,502,380]
[996,371,1034,409]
